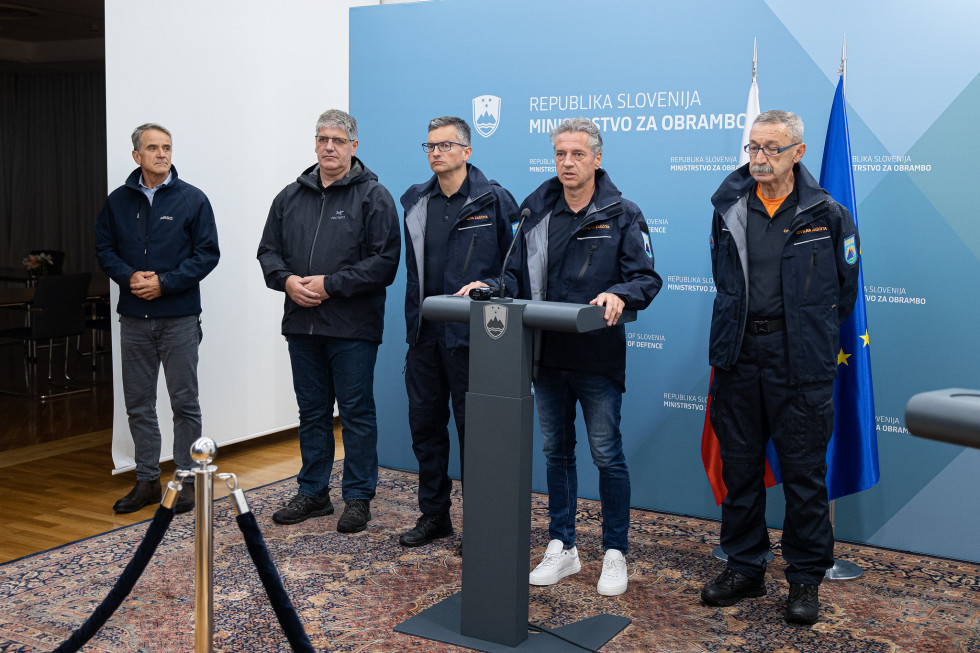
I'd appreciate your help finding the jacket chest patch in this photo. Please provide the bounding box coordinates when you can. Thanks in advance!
[577,223,613,239]
[330,210,348,220]
[159,215,174,221]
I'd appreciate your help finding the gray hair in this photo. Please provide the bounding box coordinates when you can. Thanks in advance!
[315,109,358,141]
[753,110,804,143]
[131,123,171,150]
[549,117,602,156]
[428,116,471,146]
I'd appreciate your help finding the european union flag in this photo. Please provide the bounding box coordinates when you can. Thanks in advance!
[820,75,880,500]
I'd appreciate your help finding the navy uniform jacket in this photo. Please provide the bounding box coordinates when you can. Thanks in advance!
[709,162,860,384]
[505,169,662,390]
[95,165,220,318]
[401,163,518,348]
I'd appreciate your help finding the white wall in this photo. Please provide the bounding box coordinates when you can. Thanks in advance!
[104,0,377,472]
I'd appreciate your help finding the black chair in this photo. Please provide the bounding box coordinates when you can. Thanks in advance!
[0,273,92,400]
[84,296,112,369]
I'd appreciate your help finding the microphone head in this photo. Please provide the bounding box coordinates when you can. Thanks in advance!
[521,208,530,219]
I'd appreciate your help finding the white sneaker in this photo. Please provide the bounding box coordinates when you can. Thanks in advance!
[597,549,628,596]
[529,539,581,586]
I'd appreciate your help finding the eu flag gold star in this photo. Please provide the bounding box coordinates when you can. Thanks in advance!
[838,348,851,366]
[860,330,870,347]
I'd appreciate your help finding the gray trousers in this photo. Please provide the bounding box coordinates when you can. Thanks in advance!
[120,314,203,481]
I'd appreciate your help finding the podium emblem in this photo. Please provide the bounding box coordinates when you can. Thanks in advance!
[484,304,508,340]
[473,95,501,138]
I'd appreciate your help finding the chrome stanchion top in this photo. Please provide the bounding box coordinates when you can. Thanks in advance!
[191,437,217,469]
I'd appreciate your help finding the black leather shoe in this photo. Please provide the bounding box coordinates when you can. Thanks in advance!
[337,499,371,533]
[174,482,195,514]
[701,568,766,606]
[399,513,453,547]
[272,493,334,525]
[786,583,820,625]
[113,480,162,513]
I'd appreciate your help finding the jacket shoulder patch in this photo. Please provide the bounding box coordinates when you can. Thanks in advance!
[843,235,857,265]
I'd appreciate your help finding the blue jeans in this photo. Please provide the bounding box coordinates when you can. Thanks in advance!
[287,335,379,502]
[119,315,202,481]
[534,367,631,554]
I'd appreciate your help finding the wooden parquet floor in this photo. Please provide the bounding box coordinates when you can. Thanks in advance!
[0,425,340,563]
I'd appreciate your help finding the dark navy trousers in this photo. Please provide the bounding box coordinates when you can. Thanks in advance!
[405,332,469,516]
[710,329,835,585]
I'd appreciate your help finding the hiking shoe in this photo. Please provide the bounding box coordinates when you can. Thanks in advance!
[272,493,334,525]
[174,482,195,515]
[113,479,161,513]
[399,513,453,547]
[597,549,628,596]
[786,583,820,625]
[701,568,766,606]
[337,499,372,533]
[529,539,581,586]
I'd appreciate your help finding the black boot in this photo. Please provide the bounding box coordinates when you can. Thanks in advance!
[174,482,195,514]
[399,513,453,547]
[786,583,820,625]
[113,479,162,513]
[701,568,766,606]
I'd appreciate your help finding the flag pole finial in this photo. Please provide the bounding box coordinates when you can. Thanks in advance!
[752,37,757,81]
[838,34,847,96]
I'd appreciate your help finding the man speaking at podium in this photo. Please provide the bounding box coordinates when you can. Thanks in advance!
[499,118,661,596]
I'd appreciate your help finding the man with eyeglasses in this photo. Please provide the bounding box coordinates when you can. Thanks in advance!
[701,110,860,624]
[475,118,661,596]
[257,109,400,534]
[398,116,518,548]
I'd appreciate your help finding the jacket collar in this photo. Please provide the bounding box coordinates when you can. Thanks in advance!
[297,156,371,191]
[125,164,179,191]
[523,168,623,220]
[399,163,493,210]
[712,162,829,216]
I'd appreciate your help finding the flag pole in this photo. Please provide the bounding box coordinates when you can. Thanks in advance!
[825,33,864,581]
[712,37,774,564]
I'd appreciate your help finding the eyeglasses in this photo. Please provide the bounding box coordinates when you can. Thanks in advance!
[744,143,801,157]
[422,141,467,153]
[316,136,351,147]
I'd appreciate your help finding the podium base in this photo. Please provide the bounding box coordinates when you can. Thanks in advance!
[394,592,631,652]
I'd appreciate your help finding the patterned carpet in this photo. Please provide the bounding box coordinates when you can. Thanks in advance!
[1,462,978,652]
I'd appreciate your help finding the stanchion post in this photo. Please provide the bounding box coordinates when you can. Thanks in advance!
[189,437,218,653]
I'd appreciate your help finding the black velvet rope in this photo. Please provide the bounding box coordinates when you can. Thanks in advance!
[51,504,175,653]
[235,511,316,653]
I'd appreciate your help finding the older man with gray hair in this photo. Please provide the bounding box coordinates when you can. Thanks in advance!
[701,110,860,624]
[96,122,220,516]
[491,117,661,596]
[258,109,400,534]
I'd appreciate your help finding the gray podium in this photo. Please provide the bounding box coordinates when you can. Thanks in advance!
[394,295,635,652]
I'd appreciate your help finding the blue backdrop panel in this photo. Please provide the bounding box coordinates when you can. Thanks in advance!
[350,0,980,562]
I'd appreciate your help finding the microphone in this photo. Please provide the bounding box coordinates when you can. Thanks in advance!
[497,208,530,299]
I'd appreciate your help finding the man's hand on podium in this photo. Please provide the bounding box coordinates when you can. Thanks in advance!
[590,292,625,326]
[455,281,489,296]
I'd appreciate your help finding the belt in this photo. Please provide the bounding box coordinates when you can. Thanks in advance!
[745,316,785,334]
